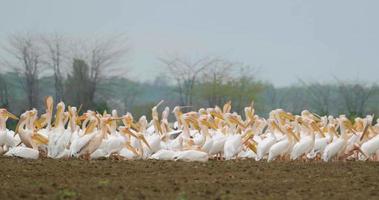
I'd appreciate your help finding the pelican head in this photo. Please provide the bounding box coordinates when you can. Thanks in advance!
[0,108,18,121]
[54,102,66,127]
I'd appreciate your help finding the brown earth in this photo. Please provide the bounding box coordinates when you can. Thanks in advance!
[0,157,379,200]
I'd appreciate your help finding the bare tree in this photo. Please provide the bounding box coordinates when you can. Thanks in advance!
[69,34,129,105]
[227,66,263,112]
[197,59,236,107]
[1,33,43,109]
[338,81,378,117]
[159,56,217,106]
[41,33,66,102]
[300,80,333,115]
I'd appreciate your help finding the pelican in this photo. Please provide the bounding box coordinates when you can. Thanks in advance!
[322,117,351,161]
[48,102,68,158]
[173,150,209,162]
[268,125,296,162]
[150,149,177,160]
[256,119,277,161]
[0,109,19,153]
[290,119,316,160]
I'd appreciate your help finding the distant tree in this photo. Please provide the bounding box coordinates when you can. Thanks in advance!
[65,59,92,110]
[300,81,334,115]
[196,62,263,112]
[0,74,9,108]
[275,86,308,114]
[338,81,378,118]
[99,77,142,113]
[42,33,66,102]
[1,33,43,109]
[260,84,281,115]
[70,34,129,105]
[226,67,264,112]
[197,60,235,107]
[160,56,217,107]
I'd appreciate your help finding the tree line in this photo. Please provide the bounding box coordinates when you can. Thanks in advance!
[0,32,378,120]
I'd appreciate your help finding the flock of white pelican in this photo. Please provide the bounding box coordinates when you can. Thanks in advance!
[0,96,379,162]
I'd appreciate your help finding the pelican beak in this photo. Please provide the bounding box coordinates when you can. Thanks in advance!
[229,116,246,129]
[223,101,232,113]
[271,121,281,131]
[242,129,255,144]
[187,116,200,130]
[131,122,141,132]
[289,129,300,142]
[246,108,255,121]
[331,128,339,138]
[84,121,96,134]
[153,119,162,134]
[157,100,164,107]
[34,117,46,129]
[120,128,138,138]
[208,120,218,130]
[244,140,257,154]
[311,112,322,122]
[279,112,295,121]
[111,117,124,121]
[138,134,151,150]
[200,120,212,130]
[54,105,63,127]
[31,131,49,145]
[78,114,88,121]
[359,122,370,141]
[310,122,324,137]
[124,142,139,156]
[5,111,19,120]
[210,111,224,120]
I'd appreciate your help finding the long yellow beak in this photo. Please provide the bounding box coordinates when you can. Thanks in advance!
[124,142,139,156]
[244,140,257,154]
[54,106,63,127]
[34,117,46,129]
[153,119,162,134]
[84,121,96,134]
[210,111,224,120]
[5,111,19,120]
[32,132,49,145]
[289,129,300,142]
[120,128,138,138]
[229,116,246,129]
[360,122,370,141]
[242,129,255,144]
[138,134,151,150]
[279,112,295,121]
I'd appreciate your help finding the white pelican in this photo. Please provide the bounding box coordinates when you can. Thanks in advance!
[290,119,316,160]
[4,146,39,159]
[48,102,68,158]
[0,109,19,153]
[150,149,177,160]
[322,117,351,161]
[268,125,296,162]
[256,120,277,161]
[173,150,209,162]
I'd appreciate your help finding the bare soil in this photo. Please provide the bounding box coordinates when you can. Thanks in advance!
[0,158,379,200]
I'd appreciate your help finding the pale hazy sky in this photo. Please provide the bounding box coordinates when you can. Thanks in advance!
[1,0,378,86]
